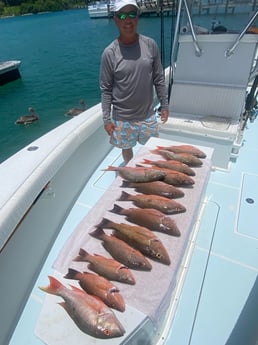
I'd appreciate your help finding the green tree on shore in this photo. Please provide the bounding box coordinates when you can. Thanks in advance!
[0,0,87,16]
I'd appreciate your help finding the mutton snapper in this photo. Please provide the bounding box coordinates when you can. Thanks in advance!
[64,268,125,312]
[102,165,166,182]
[157,144,206,158]
[118,191,186,215]
[152,149,203,167]
[110,204,181,237]
[142,158,196,176]
[39,276,125,339]
[97,218,171,265]
[74,249,136,285]
[121,180,184,198]
[90,227,152,271]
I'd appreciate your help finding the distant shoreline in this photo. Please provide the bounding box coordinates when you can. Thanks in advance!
[0,7,85,20]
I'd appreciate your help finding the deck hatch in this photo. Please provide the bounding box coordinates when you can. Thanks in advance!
[237,173,258,239]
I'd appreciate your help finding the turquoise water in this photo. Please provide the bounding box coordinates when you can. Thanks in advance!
[0,9,251,162]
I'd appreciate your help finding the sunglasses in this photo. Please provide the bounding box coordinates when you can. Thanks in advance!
[116,11,138,20]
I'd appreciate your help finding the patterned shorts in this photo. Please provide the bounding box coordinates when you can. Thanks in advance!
[110,114,159,149]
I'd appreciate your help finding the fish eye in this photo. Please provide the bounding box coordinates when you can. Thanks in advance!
[156,253,162,259]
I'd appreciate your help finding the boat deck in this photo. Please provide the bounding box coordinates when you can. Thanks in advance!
[9,120,258,344]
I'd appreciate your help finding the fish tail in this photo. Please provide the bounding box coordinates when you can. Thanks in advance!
[102,165,117,172]
[117,191,130,201]
[150,148,160,155]
[109,204,123,215]
[142,158,152,164]
[73,248,89,262]
[39,275,64,295]
[58,301,68,311]
[64,268,80,280]
[96,217,113,229]
[89,227,106,239]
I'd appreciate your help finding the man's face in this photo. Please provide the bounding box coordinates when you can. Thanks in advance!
[114,5,139,39]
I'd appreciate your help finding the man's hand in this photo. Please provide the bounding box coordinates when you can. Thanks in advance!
[104,122,116,136]
[160,109,169,123]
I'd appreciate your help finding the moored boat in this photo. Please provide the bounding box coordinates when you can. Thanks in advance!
[88,1,113,18]
[0,60,21,85]
[1,2,258,345]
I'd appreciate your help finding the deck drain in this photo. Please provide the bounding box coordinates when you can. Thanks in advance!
[27,146,39,151]
[245,198,254,204]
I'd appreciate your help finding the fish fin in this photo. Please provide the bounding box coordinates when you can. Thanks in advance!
[69,284,86,295]
[101,165,117,172]
[150,148,160,155]
[94,218,111,230]
[109,204,123,215]
[89,227,105,239]
[64,268,80,280]
[117,191,130,201]
[58,301,68,311]
[142,158,152,164]
[73,248,89,261]
[39,275,64,295]
[120,180,130,188]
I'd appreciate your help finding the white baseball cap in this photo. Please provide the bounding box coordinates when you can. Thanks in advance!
[113,0,139,12]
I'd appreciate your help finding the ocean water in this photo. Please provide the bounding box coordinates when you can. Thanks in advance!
[0,8,251,162]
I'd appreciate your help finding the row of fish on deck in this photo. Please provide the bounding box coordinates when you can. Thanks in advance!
[40,144,207,339]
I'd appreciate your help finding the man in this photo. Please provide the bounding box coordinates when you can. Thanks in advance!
[100,0,169,164]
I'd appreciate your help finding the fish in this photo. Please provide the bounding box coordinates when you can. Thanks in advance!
[102,165,166,182]
[110,204,181,237]
[97,218,171,265]
[162,170,195,187]
[152,149,203,167]
[142,158,196,176]
[74,249,136,285]
[136,164,195,186]
[157,144,206,158]
[118,191,186,215]
[121,180,185,198]
[64,268,125,312]
[90,228,152,271]
[39,275,125,339]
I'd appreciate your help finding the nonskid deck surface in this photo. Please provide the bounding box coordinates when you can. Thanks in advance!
[165,121,258,345]
[10,122,258,345]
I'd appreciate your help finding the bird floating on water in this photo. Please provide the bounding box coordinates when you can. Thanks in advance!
[65,99,86,116]
[15,107,39,125]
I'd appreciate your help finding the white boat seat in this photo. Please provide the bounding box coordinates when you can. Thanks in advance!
[162,33,258,168]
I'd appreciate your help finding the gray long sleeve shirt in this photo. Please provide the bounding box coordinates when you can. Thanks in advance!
[100,34,168,124]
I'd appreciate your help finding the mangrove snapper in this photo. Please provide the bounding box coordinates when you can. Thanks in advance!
[97,218,171,265]
[121,180,184,198]
[90,228,152,271]
[64,269,125,312]
[152,149,203,167]
[74,249,136,285]
[142,158,196,176]
[118,191,186,215]
[110,204,181,237]
[157,144,206,158]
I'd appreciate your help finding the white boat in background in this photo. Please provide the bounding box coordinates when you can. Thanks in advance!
[0,60,21,85]
[1,2,258,345]
[88,1,113,18]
